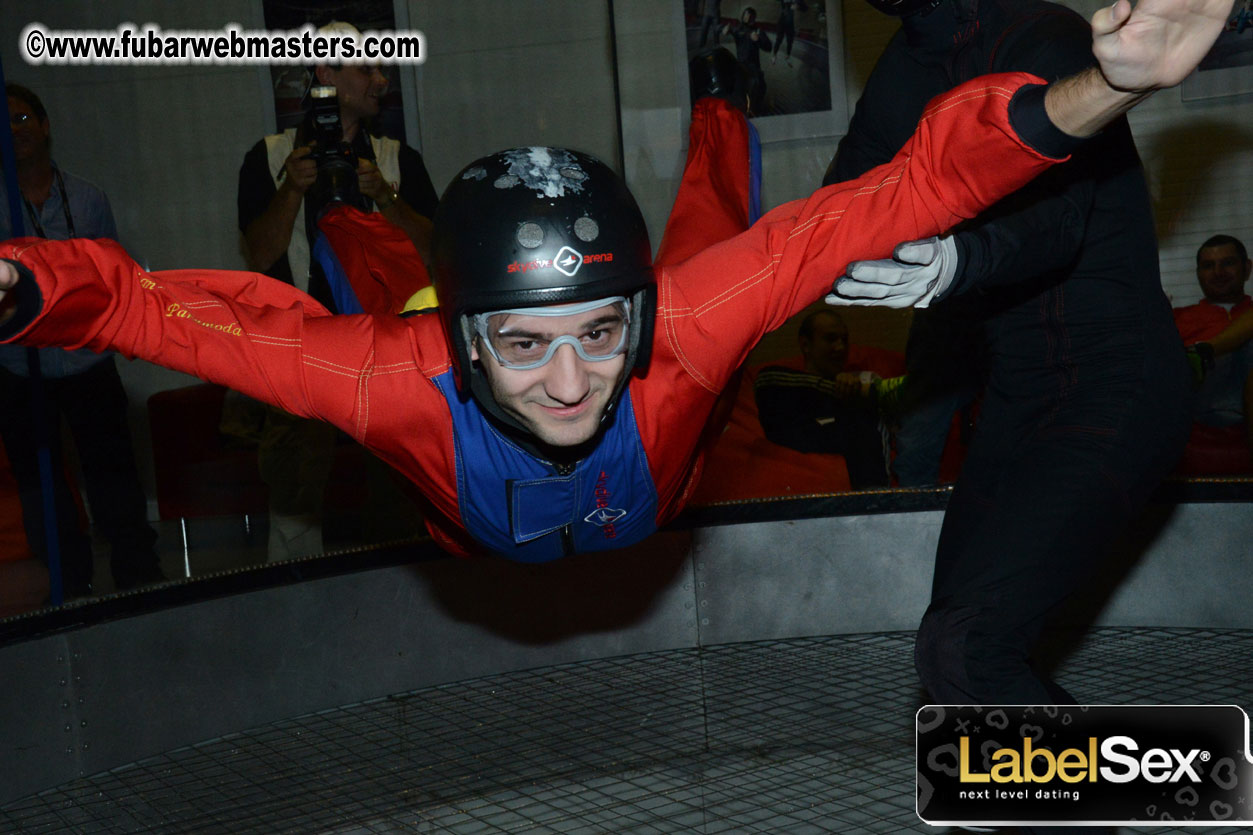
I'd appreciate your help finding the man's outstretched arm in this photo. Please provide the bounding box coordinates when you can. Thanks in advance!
[1210,308,1253,356]
[0,242,375,434]
[1186,307,1253,375]
[827,0,1233,308]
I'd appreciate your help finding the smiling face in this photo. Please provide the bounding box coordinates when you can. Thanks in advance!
[800,310,850,380]
[1197,242,1251,305]
[470,301,630,448]
[316,64,387,129]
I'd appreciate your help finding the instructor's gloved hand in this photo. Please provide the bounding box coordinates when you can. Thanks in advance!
[826,236,958,309]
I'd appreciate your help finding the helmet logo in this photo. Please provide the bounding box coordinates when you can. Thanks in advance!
[553,246,584,277]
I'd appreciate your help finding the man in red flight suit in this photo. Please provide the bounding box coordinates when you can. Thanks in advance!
[1174,235,1253,462]
[0,0,1231,561]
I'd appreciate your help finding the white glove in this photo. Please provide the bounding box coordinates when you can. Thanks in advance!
[826,236,959,309]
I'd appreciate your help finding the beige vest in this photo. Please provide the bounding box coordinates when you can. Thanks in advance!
[263,128,401,292]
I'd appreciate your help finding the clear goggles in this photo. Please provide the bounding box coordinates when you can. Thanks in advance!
[473,296,631,371]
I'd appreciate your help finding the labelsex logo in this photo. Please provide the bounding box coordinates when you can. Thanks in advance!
[960,736,1207,784]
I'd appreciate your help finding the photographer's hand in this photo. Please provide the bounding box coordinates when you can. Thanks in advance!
[357,159,433,262]
[243,145,317,272]
[280,146,317,195]
[355,159,391,205]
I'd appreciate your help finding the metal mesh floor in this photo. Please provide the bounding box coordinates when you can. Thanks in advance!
[3,627,1252,834]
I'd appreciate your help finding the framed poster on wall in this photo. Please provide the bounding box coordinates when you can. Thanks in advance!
[677,0,848,143]
[1180,2,1253,101]
[611,0,848,252]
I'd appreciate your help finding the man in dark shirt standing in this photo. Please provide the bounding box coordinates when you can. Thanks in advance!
[824,2,1192,818]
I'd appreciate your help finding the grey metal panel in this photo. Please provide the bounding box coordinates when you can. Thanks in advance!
[692,512,944,644]
[1,532,698,803]
[4,503,1253,806]
[691,504,1253,646]
[0,635,89,801]
[1087,503,1253,628]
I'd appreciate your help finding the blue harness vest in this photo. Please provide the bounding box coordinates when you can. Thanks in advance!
[434,371,660,562]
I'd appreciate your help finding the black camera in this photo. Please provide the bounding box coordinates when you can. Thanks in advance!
[306,85,363,214]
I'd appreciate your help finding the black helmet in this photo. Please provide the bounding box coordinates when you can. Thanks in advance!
[431,147,656,425]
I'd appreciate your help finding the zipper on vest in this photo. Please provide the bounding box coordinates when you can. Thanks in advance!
[553,462,577,556]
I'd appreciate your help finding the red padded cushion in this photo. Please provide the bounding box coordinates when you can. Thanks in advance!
[1173,422,1252,476]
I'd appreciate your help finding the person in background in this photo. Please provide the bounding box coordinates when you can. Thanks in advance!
[1173,234,1253,461]
[754,310,892,488]
[235,20,440,560]
[698,0,724,47]
[0,83,163,596]
[723,7,772,115]
[772,0,807,66]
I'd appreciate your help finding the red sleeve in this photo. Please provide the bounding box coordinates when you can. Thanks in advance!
[655,97,752,269]
[658,72,1062,396]
[316,206,432,314]
[0,237,442,441]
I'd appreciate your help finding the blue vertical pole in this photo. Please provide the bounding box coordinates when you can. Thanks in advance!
[0,54,66,605]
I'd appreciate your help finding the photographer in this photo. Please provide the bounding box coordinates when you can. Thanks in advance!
[237,20,437,309]
[234,20,438,561]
